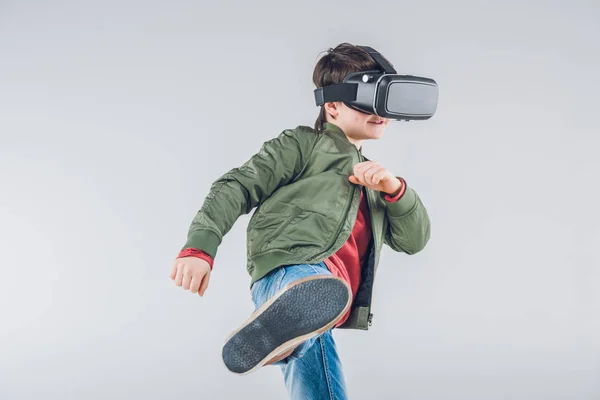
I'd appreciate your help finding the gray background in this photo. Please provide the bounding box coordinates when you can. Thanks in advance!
[1,1,598,399]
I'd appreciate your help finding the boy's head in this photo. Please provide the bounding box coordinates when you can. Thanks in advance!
[313,43,392,146]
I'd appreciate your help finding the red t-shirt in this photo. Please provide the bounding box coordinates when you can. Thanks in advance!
[326,188,372,327]
[177,178,407,327]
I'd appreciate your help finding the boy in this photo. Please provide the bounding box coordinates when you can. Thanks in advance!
[170,43,431,399]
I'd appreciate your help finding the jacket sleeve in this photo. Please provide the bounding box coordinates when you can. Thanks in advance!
[381,179,431,254]
[181,129,310,260]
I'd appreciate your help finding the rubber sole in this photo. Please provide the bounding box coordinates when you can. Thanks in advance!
[221,275,352,375]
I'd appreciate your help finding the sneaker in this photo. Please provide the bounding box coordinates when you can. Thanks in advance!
[221,275,352,375]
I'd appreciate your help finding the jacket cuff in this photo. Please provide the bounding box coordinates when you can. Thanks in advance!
[177,248,214,270]
[381,178,418,218]
[181,229,221,264]
[383,177,407,202]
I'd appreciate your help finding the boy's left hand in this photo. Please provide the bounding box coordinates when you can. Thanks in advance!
[349,161,402,196]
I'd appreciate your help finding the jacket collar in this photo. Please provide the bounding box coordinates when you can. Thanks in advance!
[322,122,363,154]
[322,122,344,135]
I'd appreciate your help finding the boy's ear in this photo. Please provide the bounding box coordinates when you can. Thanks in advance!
[324,101,339,118]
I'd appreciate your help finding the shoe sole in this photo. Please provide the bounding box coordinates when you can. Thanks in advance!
[221,275,352,375]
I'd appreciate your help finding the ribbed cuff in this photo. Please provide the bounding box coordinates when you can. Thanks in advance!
[381,178,418,218]
[182,229,221,262]
[383,177,407,202]
[177,248,214,270]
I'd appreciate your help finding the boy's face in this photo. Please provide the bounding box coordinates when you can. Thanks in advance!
[324,102,391,148]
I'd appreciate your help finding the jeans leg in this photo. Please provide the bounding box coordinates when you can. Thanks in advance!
[249,262,349,398]
[249,261,333,364]
[280,329,349,400]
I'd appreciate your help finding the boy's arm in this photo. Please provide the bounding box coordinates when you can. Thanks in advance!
[381,177,431,254]
[180,129,310,263]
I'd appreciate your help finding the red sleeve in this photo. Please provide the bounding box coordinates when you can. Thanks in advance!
[383,177,407,203]
[177,248,214,270]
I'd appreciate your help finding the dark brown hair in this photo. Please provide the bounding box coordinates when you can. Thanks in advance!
[312,43,379,130]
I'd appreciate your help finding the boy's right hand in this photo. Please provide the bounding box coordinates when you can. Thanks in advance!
[170,257,211,296]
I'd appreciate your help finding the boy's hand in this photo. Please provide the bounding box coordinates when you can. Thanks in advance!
[170,257,211,296]
[349,161,402,196]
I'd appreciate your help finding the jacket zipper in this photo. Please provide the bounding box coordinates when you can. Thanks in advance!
[364,188,376,328]
[358,148,377,329]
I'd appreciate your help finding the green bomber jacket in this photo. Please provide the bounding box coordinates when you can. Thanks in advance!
[182,122,431,330]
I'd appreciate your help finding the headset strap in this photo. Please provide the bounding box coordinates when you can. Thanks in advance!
[314,83,358,106]
[357,45,397,74]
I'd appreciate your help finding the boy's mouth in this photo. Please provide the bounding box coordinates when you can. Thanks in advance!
[368,120,384,125]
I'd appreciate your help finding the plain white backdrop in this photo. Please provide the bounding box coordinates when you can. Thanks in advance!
[1,1,599,399]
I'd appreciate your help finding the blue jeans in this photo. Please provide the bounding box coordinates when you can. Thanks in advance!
[250,262,349,400]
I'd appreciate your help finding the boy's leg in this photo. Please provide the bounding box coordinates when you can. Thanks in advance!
[221,262,351,375]
[279,329,349,400]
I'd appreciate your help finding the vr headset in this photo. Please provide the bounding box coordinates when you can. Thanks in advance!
[314,46,438,121]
